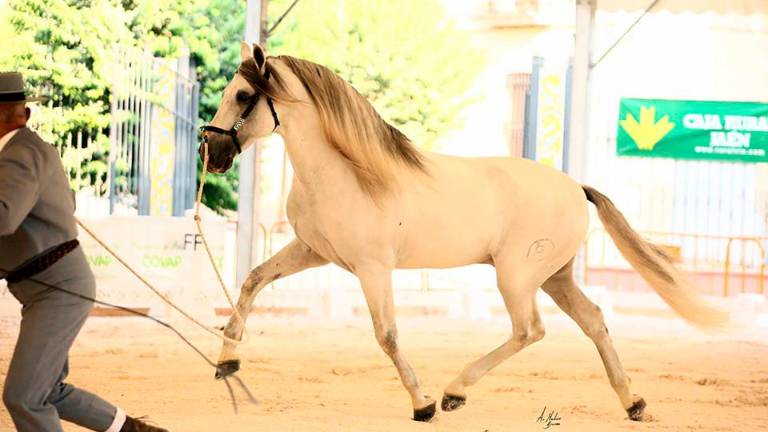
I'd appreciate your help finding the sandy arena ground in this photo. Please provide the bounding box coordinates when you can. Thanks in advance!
[0,310,766,432]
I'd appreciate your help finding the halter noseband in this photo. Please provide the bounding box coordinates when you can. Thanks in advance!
[201,67,280,154]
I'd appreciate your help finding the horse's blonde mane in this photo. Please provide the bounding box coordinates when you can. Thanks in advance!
[239,55,426,197]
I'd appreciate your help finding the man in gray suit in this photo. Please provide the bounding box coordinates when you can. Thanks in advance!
[0,72,168,432]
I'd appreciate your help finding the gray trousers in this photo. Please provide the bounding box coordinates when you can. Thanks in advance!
[3,246,120,432]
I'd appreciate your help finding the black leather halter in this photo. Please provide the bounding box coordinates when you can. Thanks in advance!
[201,67,280,154]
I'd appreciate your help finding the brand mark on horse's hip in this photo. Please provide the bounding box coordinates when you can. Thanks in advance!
[527,239,555,261]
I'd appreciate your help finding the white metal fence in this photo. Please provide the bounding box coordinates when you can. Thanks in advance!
[109,45,199,216]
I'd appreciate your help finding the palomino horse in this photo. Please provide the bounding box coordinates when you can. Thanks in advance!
[200,43,726,422]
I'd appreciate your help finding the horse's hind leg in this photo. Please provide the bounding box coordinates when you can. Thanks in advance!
[541,259,649,421]
[442,264,545,411]
[216,239,327,378]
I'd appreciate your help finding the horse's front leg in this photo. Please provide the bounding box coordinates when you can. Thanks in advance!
[216,238,327,378]
[357,267,436,422]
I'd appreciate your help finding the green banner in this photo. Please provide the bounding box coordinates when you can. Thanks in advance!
[617,98,768,163]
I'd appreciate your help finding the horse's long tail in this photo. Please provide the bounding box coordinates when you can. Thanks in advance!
[582,185,728,327]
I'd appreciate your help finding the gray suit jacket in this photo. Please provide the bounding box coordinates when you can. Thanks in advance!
[0,127,78,276]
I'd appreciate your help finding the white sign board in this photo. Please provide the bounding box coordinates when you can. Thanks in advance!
[77,216,236,314]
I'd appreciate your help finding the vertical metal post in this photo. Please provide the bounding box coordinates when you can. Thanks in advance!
[760,247,766,295]
[523,56,542,161]
[173,60,183,217]
[131,54,140,210]
[172,54,199,217]
[237,0,267,288]
[189,83,199,211]
[723,238,733,296]
[137,57,152,215]
[562,61,574,174]
[569,0,595,287]
[109,46,119,214]
[567,0,596,182]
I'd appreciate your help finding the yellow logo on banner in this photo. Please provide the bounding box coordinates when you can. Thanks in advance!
[620,106,675,151]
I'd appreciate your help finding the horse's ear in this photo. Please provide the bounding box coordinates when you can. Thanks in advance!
[252,43,266,69]
[240,42,252,61]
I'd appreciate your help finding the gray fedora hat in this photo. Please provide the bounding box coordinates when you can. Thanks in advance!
[0,72,49,104]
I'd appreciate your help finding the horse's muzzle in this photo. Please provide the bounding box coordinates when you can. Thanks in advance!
[199,134,238,173]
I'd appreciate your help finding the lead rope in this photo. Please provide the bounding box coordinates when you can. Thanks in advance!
[75,216,247,345]
[74,140,249,346]
[193,140,249,344]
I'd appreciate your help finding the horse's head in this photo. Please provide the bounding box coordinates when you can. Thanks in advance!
[200,42,280,173]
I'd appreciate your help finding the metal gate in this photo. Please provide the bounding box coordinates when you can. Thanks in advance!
[109,46,199,216]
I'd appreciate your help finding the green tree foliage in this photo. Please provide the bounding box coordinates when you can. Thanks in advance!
[0,0,245,211]
[0,1,132,196]
[268,0,484,149]
[0,0,483,214]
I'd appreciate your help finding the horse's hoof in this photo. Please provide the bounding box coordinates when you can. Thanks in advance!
[413,398,437,422]
[215,359,241,379]
[441,393,466,412]
[627,398,647,421]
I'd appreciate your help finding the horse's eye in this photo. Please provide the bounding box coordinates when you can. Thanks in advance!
[236,91,253,104]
